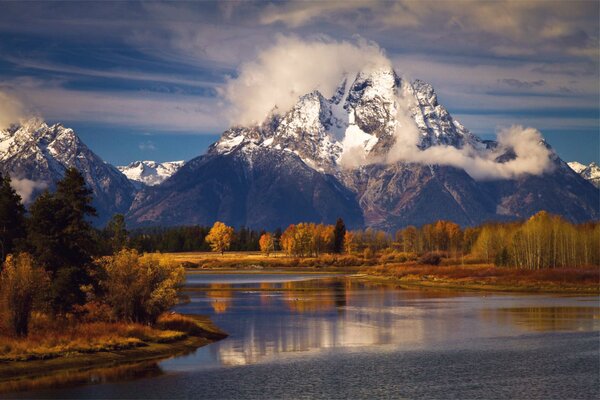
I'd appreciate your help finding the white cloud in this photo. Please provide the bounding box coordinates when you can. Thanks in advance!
[221,36,391,126]
[382,85,554,180]
[0,90,25,129]
[9,177,47,203]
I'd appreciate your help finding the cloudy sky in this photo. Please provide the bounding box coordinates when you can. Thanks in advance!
[0,0,598,165]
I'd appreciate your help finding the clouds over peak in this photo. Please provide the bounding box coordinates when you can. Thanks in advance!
[261,0,599,61]
[221,36,390,126]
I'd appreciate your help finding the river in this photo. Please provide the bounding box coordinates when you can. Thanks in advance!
[6,273,600,399]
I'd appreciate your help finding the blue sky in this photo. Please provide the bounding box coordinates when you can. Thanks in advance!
[0,0,598,166]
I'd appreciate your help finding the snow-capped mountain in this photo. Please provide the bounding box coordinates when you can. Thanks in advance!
[569,161,600,188]
[118,160,185,188]
[207,68,482,173]
[0,117,135,225]
[128,66,598,229]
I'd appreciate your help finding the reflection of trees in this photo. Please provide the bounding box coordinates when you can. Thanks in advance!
[0,360,163,393]
[481,307,600,332]
[282,281,336,313]
[206,283,233,313]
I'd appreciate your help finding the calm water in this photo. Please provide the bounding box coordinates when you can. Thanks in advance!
[5,273,600,399]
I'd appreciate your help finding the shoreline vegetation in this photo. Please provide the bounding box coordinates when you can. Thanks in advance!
[176,251,600,294]
[0,313,227,393]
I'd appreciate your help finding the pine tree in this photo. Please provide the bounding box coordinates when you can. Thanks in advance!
[27,168,98,314]
[0,173,26,262]
[333,218,346,254]
[105,214,128,252]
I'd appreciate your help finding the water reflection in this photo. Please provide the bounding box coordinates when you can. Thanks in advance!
[5,274,599,396]
[0,360,163,394]
[167,276,599,370]
[482,306,600,332]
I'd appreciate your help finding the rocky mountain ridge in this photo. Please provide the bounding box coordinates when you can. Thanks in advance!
[568,161,600,188]
[127,67,599,229]
[0,118,135,225]
[118,160,185,188]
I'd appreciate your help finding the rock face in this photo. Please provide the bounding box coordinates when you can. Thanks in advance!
[118,160,185,188]
[0,118,135,226]
[127,147,363,229]
[568,161,600,188]
[127,66,599,230]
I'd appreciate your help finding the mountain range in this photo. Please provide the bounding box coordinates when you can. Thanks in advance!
[568,162,600,188]
[117,160,185,188]
[1,67,598,230]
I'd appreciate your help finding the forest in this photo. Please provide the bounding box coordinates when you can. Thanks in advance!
[131,213,600,270]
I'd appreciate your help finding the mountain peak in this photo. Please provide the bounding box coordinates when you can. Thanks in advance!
[569,161,600,188]
[0,118,135,225]
[118,160,185,187]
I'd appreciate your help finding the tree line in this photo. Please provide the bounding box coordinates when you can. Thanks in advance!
[270,214,599,270]
[0,170,183,337]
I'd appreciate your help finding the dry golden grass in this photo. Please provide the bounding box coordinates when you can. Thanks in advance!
[366,264,600,292]
[0,313,188,362]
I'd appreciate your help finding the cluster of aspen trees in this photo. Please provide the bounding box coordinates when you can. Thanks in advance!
[280,212,599,269]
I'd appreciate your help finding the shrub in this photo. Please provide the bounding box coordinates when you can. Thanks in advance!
[72,301,114,323]
[0,253,48,336]
[418,252,442,266]
[97,250,185,324]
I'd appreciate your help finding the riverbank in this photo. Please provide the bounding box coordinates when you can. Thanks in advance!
[0,314,227,392]
[361,265,600,294]
[172,251,600,294]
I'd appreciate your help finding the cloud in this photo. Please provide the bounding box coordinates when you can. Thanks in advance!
[0,90,25,129]
[0,77,226,133]
[260,1,599,61]
[498,79,546,89]
[9,177,47,203]
[382,85,554,180]
[138,140,156,151]
[221,36,391,125]
[222,36,555,180]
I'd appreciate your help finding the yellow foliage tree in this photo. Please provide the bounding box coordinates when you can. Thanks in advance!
[205,221,234,255]
[0,253,48,336]
[259,233,275,256]
[344,231,357,254]
[97,249,184,323]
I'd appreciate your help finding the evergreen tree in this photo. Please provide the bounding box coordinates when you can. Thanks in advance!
[333,218,346,254]
[105,214,128,252]
[0,173,26,262]
[27,168,98,313]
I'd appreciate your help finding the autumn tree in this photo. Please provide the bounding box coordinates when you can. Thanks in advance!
[98,249,184,323]
[205,221,234,255]
[0,253,48,336]
[259,233,275,256]
[399,226,418,253]
[344,231,357,254]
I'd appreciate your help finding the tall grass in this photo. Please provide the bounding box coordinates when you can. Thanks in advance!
[0,312,186,362]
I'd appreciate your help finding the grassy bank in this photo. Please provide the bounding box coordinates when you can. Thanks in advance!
[170,251,600,294]
[363,264,600,294]
[0,313,227,391]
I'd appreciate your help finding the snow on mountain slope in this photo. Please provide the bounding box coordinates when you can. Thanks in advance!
[209,66,484,174]
[0,117,136,225]
[569,161,600,188]
[118,160,185,187]
[128,66,598,229]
